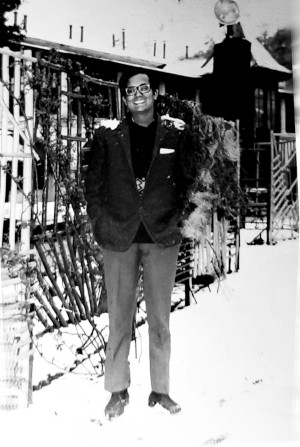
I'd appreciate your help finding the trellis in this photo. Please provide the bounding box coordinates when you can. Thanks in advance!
[269,132,298,244]
[0,45,120,323]
[240,131,298,245]
[0,47,34,253]
[0,46,119,409]
[0,47,34,410]
[0,46,121,251]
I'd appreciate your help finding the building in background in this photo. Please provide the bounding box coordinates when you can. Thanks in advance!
[2,0,296,231]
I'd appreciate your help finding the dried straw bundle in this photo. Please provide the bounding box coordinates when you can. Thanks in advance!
[157,95,240,241]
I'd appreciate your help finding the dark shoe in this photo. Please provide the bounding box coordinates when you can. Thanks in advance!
[148,391,181,414]
[104,389,129,419]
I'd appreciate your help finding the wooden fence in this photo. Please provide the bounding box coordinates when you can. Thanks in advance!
[240,132,298,244]
[269,132,298,244]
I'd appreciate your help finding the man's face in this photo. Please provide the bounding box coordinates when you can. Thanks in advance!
[122,73,158,117]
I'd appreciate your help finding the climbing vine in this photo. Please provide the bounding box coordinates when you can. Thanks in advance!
[157,94,244,240]
[1,50,243,386]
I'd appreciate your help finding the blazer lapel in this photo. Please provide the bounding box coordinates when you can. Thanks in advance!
[150,116,167,165]
[116,119,133,171]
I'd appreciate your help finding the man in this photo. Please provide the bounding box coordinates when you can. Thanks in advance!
[85,69,195,419]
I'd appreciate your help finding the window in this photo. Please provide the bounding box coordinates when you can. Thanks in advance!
[254,87,277,141]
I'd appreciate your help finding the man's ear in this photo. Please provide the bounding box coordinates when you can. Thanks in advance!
[154,89,158,100]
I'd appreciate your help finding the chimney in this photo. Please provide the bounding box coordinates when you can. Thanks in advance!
[80,26,84,42]
[69,25,72,39]
[112,34,116,47]
[23,15,27,32]
[153,41,157,57]
[186,45,189,59]
[163,41,166,59]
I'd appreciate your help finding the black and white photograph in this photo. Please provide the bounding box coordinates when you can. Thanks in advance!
[0,1,299,446]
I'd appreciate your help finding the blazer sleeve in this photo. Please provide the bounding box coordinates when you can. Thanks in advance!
[84,127,107,223]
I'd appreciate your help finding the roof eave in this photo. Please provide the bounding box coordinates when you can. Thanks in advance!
[21,36,166,70]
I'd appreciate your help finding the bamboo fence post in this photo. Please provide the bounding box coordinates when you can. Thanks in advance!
[9,56,21,250]
[21,50,34,254]
[60,71,72,222]
[33,287,61,330]
[35,268,56,301]
[49,239,79,323]
[34,240,69,327]
[54,73,62,232]
[0,50,10,247]
[31,296,49,329]
[205,222,212,273]
[193,242,199,277]
[76,87,82,181]
[221,217,228,276]
[40,66,50,229]
[200,238,206,275]
[65,229,93,319]
[194,241,200,277]
[198,240,203,276]
[213,210,220,273]
[67,77,77,180]
[60,71,68,120]
[65,229,84,295]
[268,131,275,245]
[86,250,100,314]
[75,234,95,315]
[201,226,206,275]
[56,233,87,319]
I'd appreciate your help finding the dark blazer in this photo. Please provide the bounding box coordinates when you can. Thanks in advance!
[84,115,195,251]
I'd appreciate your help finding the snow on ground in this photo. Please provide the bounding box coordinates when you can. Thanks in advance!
[1,229,300,447]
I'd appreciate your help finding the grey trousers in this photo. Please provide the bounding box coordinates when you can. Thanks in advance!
[102,243,180,394]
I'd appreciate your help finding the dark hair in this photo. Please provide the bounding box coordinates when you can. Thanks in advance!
[118,68,159,96]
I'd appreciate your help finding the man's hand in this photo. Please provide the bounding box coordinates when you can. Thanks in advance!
[161,114,186,130]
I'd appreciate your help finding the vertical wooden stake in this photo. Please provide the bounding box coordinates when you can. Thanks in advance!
[0,50,9,247]
[21,50,34,254]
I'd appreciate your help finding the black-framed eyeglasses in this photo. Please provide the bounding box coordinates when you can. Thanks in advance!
[125,83,151,96]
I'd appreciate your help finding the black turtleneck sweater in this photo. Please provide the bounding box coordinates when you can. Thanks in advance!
[129,119,157,243]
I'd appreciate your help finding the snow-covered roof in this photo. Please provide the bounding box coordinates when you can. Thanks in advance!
[249,37,290,74]
[161,56,213,78]
[24,31,291,81]
[23,37,166,70]
[242,22,291,75]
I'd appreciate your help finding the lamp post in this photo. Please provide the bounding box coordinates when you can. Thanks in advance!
[214,0,240,26]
